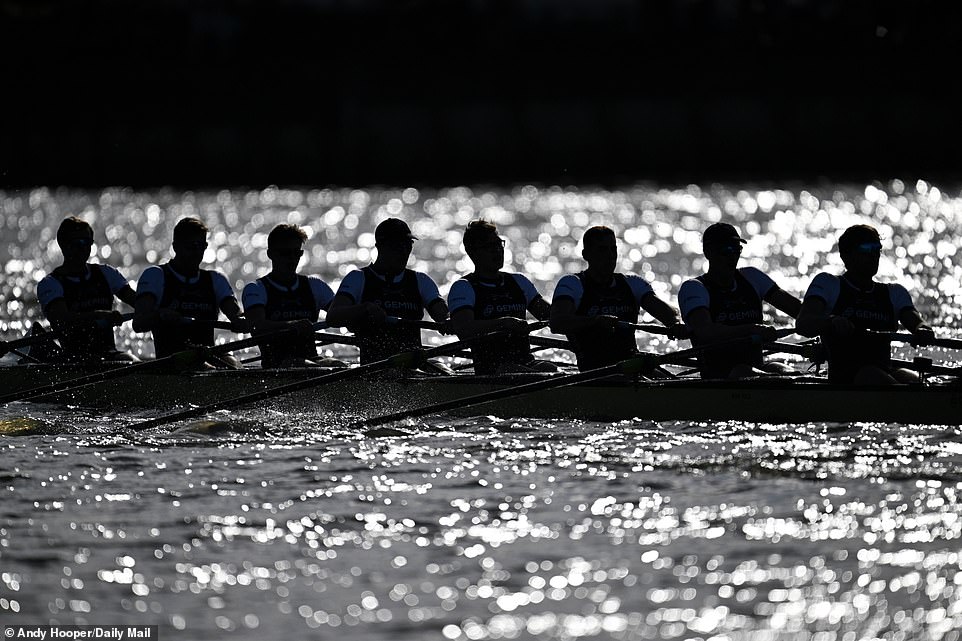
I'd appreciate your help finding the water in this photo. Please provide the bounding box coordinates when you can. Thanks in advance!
[2,182,962,639]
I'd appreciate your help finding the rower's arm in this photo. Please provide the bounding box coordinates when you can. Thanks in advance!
[326,293,386,327]
[426,298,449,324]
[899,308,933,336]
[528,296,550,321]
[549,297,597,334]
[795,296,856,338]
[451,307,525,339]
[219,297,250,333]
[767,288,802,319]
[686,307,773,342]
[640,292,682,328]
[132,293,162,332]
[116,284,137,307]
[794,297,827,338]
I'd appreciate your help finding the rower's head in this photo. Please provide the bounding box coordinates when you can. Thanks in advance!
[171,217,209,269]
[838,224,882,277]
[581,226,618,275]
[56,216,95,263]
[463,219,505,272]
[702,222,746,269]
[374,218,416,271]
[267,224,307,275]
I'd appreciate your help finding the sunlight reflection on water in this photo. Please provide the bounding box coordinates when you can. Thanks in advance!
[2,181,962,640]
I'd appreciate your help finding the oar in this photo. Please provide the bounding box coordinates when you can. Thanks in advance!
[617,322,677,336]
[0,313,138,359]
[0,330,60,357]
[130,321,551,430]
[870,331,962,351]
[890,357,961,377]
[0,322,327,405]
[241,331,357,364]
[391,318,550,333]
[130,338,480,430]
[182,317,238,331]
[8,348,43,364]
[352,336,759,430]
[95,311,135,328]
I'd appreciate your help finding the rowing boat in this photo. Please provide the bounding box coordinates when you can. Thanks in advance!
[2,362,960,425]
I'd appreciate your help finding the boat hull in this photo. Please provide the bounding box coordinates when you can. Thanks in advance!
[2,364,961,425]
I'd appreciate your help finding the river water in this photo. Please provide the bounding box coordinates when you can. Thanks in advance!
[1,182,962,640]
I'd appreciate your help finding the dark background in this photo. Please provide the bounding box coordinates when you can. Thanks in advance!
[2,0,960,187]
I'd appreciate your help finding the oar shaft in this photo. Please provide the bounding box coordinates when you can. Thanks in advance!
[355,335,756,429]
[619,322,670,335]
[132,339,473,430]
[0,322,328,405]
[872,331,962,351]
[890,358,960,377]
[357,366,623,429]
[0,330,59,356]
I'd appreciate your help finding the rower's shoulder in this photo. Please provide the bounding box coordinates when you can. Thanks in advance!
[135,264,164,284]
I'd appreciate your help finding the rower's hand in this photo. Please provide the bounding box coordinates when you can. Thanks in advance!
[824,314,855,336]
[751,324,778,343]
[291,318,316,338]
[592,315,620,332]
[159,308,185,325]
[364,303,388,326]
[497,317,527,333]
[667,322,689,340]
[913,324,936,342]
[437,319,456,335]
[230,317,251,334]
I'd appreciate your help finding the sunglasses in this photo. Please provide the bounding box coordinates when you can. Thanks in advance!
[714,243,743,255]
[272,249,304,259]
[854,242,882,254]
[177,240,209,250]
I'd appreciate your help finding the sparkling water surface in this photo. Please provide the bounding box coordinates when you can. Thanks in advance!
[2,182,962,640]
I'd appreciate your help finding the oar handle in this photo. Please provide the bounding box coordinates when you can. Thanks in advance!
[94,311,136,329]
[618,322,671,335]
[183,318,237,331]
[387,317,548,336]
[386,317,442,330]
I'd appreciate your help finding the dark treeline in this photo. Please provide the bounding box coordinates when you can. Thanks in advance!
[2,0,961,187]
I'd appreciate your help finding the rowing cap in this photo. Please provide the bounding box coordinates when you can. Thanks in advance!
[375,218,417,244]
[703,222,747,249]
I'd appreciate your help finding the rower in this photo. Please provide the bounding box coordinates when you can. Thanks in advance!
[326,218,449,364]
[242,224,344,368]
[448,219,554,375]
[795,224,934,384]
[35,216,137,362]
[679,222,801,379]
[550,225,688,371]
[133,217,249,365]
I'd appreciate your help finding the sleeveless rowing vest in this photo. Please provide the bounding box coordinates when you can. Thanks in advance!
[258,275,320,367]
[567,272,639,370]
[694,271,764,378]
[50,264,117,357]
[465,272,531,375]
[824,277,898,383]
[155,264,218,357]
[355,267,423,364]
